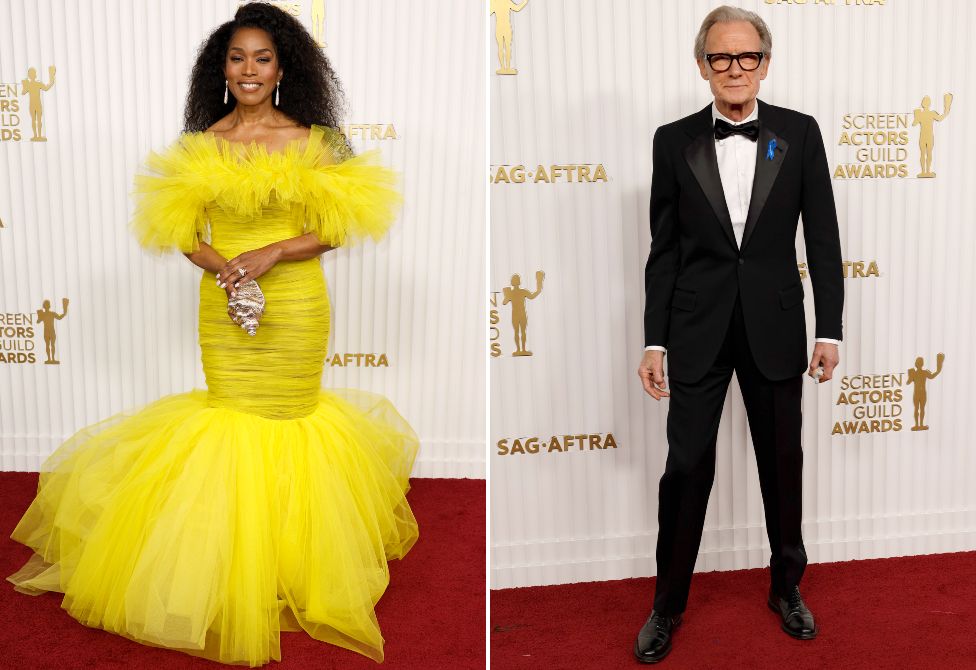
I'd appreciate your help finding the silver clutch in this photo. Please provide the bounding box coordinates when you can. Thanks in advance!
[227,279,266,336]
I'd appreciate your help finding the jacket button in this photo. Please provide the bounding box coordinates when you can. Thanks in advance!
[738,258,745,265]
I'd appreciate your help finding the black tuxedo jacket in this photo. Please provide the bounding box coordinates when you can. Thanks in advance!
[643,99,844,384]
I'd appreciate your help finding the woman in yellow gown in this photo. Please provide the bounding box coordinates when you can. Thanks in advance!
[7,4,417,666]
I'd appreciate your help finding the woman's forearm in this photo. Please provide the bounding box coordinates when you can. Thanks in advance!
[267,232,334,263]
[183,240,226,274]
[185,234,332,282]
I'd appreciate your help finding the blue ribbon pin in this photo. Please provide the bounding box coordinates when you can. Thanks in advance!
[766,138,777,160]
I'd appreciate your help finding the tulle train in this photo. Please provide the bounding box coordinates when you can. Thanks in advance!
[7,389,419,666]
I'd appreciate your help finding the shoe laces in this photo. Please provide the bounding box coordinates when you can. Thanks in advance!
[787,586,804,610]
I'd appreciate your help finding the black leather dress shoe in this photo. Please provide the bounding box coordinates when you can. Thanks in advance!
[767,586,818,639]
[633,610,682,663]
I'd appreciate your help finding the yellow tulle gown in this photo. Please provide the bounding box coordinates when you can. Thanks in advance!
[7,125,418,666]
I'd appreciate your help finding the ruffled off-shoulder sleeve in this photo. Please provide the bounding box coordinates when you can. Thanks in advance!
[130,126,402,251]
[130,133,221,254]
[297,125,403,247]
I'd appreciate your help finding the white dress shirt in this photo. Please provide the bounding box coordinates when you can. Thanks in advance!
[714,102,759,249]
[646,102,840,353]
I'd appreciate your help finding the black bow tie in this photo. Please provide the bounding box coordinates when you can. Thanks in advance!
[714,118,759,141]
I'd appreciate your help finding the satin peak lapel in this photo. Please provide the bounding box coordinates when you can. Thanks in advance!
[684,131,737,250]
[740,124,789,251]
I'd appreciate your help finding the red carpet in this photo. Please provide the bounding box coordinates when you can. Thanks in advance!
[0,472,485,670]
[492,551,976,669]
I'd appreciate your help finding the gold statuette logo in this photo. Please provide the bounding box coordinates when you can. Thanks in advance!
[0,298,70,365]
[2,66,56,142]
[21,66,56,142]
[907,353,945,431]
[834,94,954,179]
[490,270,544,358]
[310,0,325,47]
[913,95,952,178]
[37,298,69,364]
[491,0,529,75]
[503,271,544,356]
[833,353,945,435]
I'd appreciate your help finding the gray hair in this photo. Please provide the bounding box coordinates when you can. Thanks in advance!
[694,5,772,61]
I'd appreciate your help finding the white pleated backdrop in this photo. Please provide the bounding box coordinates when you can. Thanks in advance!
[0,0,485,478]
[491,0,976,588]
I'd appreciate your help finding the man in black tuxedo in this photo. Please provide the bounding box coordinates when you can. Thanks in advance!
[634,6,844,663]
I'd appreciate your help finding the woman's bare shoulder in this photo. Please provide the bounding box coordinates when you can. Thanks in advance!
[204,115,235,136]
[275,118,312,141]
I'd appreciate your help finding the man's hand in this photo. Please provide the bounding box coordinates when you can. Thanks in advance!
[638,349,670,400]
[808,342,840,383]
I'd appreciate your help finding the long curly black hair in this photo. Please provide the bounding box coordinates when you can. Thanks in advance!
[183,3,345,132]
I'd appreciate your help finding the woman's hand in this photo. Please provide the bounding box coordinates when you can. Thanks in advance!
[220,280,237,302]
[216,245,282,296]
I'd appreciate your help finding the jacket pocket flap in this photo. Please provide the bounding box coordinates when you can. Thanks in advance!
[779,283,804,309]
[671,288,696,312]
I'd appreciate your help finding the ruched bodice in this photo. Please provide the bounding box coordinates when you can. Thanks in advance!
[208,199,305,258]
[201,197,330,419]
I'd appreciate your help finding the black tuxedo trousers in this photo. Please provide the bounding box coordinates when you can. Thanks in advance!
[652,291,807,616]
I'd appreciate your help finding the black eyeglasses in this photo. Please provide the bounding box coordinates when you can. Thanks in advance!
[705,52,764,72]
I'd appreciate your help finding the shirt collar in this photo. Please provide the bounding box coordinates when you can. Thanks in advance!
[711,101,759,126]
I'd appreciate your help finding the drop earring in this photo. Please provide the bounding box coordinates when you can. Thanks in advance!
[223,80,228,105]
[275,80,280,106]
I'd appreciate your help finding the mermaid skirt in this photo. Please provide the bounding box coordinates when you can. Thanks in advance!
[7,258,419,666]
